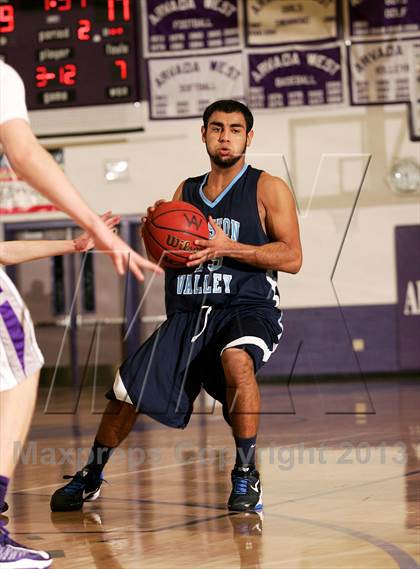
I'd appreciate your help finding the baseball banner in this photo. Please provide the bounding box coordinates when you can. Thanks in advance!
[143,0,240,55]
[147,52,244,119]
[247,45,343,108]
[245,0,338,46]
[348,0,420,39]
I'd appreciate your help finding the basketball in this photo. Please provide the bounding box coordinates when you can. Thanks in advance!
[142,201,209,269]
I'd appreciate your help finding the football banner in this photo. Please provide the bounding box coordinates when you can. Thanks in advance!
[143,0,240,55]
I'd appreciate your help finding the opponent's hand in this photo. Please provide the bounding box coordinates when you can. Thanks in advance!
[186,216,235,268]
[92,217,163,281]
[74,211,120,253]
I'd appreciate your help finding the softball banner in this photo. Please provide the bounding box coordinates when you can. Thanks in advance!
[143,0,240,55]
[245,0,338,46]
[147,52,244,119]
[348,0,420,39]
[247,45,343,108]
[348,39,413,104]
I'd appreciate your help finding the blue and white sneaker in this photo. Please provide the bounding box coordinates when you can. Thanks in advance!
[50,468,103,512]
[228,466,263,512]
[0,521,52,568]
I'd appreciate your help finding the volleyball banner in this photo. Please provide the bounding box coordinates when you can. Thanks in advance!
[245,0,337,46]
[143,0,240,55]
[247,45,343,109]
[348,39,413,105]
[348,0,420,39]
[147,52,244,119]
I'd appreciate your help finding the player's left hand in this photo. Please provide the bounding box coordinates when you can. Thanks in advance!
[74,211,121,253]
[186,216,235,267]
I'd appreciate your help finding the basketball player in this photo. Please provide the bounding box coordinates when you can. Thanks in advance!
[0,60,160,568]
[50,99,302,514]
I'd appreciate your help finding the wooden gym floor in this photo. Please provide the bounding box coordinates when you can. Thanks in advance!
[3,378,419,568]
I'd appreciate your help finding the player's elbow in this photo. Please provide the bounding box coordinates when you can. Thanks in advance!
[0,244,11,266]
[284,250,302,274]
[1,123,38,178]
[6,141,36,178]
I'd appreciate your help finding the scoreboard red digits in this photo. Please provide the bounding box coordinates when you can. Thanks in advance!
[44,0,72,12]
[59,63,77,85]
[114,59,127,80]
[36,66,56,88]
[107,0,130,23]
[77,19,91,41]
[0,1,139,110]
[0,5,15,33]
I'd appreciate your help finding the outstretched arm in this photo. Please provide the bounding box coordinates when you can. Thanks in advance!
[0,212,120,266]
[0,119,162,280]
[187,174,302,273]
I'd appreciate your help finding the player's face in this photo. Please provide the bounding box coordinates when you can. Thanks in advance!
[202,111,253,169]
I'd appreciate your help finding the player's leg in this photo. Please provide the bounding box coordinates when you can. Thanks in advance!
[51,310,200,512]
[0,374,54,569]
[223,347,261,439]
[214,307,283,512]
[0,370,39,478]
[221,348,263,512]
[222,347,260,461]
[0,273,52,567]
[50,399,137,512]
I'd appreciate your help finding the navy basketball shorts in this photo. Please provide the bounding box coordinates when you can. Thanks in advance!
[107,304,283,429]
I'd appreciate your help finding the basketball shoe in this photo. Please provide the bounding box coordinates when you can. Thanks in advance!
[228,466,263,512]
[50,468,103,512]
[0,521,52,568]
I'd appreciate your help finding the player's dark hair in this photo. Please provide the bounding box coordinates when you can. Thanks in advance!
[202,100,254,133]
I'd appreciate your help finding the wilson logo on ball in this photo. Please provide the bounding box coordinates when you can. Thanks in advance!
[183,214,203,230]
[166,234,195,251]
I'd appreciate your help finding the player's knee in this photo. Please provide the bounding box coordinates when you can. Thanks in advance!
[221,348,254,385]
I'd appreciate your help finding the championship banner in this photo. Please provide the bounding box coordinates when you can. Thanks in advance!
[0,150,61,215]
[143,0,240,55]
[348,39,414,105]
[245,0,337,46]
[348,0,420,39]
[147,52,244,119]
[247,45,343,109]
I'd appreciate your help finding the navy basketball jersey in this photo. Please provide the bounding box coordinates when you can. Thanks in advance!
[164,164,280,315]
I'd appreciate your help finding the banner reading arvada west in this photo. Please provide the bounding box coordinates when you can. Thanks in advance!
[247,45,343,108]
[143,0,240,55]
[348,39,414,104]
[147,52,244,119]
